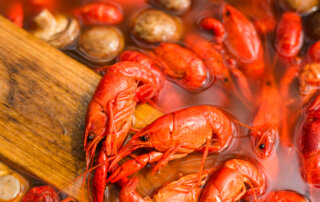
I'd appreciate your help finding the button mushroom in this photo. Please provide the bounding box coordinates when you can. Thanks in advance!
[155,0,192,14]
[78,26,124,63]
[131,9,182,44]
[0,163,29,202]
[0,175,20,201]
[31,9,80,49]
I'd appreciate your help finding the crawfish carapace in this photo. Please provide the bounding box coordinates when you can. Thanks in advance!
[275,12,303,58]
[84,61,164,167]
[199,159,267,201]
[222,3,265,79]
[298,94,320,187]
[107,105,235,183]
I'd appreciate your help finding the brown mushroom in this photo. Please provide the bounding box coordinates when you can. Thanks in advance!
[155,0,192,14]
[78,26,124,63]
[31,9,80,49]
[281,0,319,13]
[131,9,182,44]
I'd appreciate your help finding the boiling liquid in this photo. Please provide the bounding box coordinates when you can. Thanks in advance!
[1,0,320,201]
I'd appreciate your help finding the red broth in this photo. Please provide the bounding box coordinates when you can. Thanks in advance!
[1,0,320,201]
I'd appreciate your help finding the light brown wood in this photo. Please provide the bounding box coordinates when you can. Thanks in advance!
[0,16,162,201]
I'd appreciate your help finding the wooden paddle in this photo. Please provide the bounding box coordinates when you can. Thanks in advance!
[0,16,162,201]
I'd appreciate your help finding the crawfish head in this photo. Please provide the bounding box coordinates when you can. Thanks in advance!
[109,114,173,169]
[249,126,278,159]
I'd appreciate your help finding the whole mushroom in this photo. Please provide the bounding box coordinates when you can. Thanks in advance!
[155,0,192,14]
[131,9,182,44]
[31,9,80,49]
[78,26,124,63]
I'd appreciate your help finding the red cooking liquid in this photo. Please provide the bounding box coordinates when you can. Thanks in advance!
[1,0,320,201]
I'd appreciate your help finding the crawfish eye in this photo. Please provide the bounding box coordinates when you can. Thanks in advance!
[226,11,231,17]
[224,77,229,82]
[259,144,265,150]
[87,133,94,141]
[139,135,149,142]
[266,81,271,86]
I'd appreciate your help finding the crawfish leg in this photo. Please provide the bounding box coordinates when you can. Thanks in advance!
[197,138,210,187]
[151,144,186,174]
[108,152,163,183]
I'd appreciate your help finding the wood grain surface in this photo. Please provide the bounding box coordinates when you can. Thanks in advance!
[0,16,162,201]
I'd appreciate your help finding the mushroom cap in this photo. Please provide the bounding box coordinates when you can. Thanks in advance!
[78,26,124,62]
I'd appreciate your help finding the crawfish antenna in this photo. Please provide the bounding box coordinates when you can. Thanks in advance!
[233,119,259,133]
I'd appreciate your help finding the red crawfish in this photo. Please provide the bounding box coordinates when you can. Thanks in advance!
[6,1,24,28]
[22,186,74,202]
[258,190,309,202]
[221,4,265,79]
[73,2,123,25]
[184,33,253,104]
[249,73,281,159]
[153,43,208,90]
[199,159,267,201]
[107,105,236,183]
[275,12,303,58]
[119,172,209,202]
[184,33,231,88]
[297,93,320,187]
[84,61,164,167]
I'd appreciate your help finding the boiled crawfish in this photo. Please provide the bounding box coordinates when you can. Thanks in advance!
[84,61,164,166]
[184,33,253,104]
[107,105,236,183]
[249,73,281,159]
[152,43,208,90]
[86,60,164,201]
[120,172,209,202]
[199,4,265,79]
[297,93,320,187]
[199,159,267,201]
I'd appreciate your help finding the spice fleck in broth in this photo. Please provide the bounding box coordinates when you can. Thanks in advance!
[1,0,320,201]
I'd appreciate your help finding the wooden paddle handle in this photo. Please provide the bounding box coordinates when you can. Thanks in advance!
[0,16,162,201]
